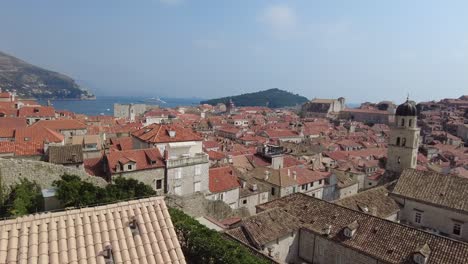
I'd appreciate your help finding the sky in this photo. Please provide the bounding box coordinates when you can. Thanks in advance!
[0,0,467,103]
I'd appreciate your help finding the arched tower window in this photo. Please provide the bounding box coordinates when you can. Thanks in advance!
[396,137,401,146]
[402,138,406,147]
[409,119,413,127]
[397,157,401,164]
[401,118,405,127]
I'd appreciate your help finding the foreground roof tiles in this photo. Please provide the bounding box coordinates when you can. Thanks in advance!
[257,193,468,264]
[0,197,186,264]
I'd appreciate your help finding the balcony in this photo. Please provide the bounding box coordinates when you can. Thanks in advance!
[166,153,209,169]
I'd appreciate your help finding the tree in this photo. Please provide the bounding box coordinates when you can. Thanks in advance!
[53,174,156,207]
[169,208,271,264]
[0,178,42,217]
[53,174,101,207]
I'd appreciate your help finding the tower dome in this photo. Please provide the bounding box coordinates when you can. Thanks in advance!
[396,99,417,116]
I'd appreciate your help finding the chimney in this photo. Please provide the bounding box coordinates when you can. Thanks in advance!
[264,171,270,181]
[293,171,297,180]
[251,183,258,191]
[287,169,291,177]
[241,181,247,189]
[323,224,332,235]
[168,130,176,138]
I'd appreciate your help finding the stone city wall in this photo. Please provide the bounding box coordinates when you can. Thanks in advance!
[0,158,107,191]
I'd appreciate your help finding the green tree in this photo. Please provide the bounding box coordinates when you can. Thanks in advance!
[169,208,271,264]
[0,178,42,217]
[53,174,100,207]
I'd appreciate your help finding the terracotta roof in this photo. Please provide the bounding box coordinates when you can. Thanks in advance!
[0,117,27,128]
[249,167,297,187]
[17,106,55,117]
[335,186,400,219]
[391,169,468,212]
[32,119,87,130]
[207,150,226,161]
[262,129,301,138]
[0,128,15,138]
[48,145,84,164]
[257,193,468,264]
[107,148,165,174]
[84,157,106,176]
[14,126,64,143]
[0,197,186,264]
[284,166,329,185]
[109,136,134,151]
[209,166,240,193]
[132,124,201,143]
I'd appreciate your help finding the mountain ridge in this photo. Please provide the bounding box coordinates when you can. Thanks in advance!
[0,51,94,99]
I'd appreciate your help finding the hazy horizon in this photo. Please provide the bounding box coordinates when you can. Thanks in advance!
[1,0,467,103]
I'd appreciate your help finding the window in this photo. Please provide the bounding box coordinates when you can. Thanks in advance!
[174,186,182,196]
[397,156,401,164]
[301,184,307,191]
[175,168,182,179]
[396,137,400,146]
[409,119,413,127]
[402,138,406,147]
[194,181,201,192]
[319,179,323,185]
[453,223,462,236]
[271,187,276,196]
[243,199,247,204]
[414,212,422,224]
[219,192,224,200]
[156,179,162,190]
[401,118,405,127]
[195,164,201,175]
[310,181,314,187]
[127,164,132,170]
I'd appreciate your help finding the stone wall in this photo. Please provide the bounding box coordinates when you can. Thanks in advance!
[165,193,249,220]
[0,158,107,191]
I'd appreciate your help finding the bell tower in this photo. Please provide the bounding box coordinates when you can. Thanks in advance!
[386,98,420,173]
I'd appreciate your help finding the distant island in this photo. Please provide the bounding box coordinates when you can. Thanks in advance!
[0,51,94,100]
[200,88,309,108]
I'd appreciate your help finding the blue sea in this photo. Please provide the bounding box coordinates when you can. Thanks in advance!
[38,96,202,116]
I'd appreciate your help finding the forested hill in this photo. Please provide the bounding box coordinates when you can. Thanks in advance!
[200,88,309,108]
[0,51,94,99]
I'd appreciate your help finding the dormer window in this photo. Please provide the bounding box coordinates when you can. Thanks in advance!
[127,164,133,170]
[343,220,358,238]
[33,108,39,113]
[168,130,176,138]
[413,243,430,264]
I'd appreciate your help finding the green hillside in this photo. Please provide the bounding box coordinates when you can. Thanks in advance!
[200,88,308,108]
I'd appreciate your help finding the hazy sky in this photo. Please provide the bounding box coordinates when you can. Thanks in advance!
[0,0,467,103]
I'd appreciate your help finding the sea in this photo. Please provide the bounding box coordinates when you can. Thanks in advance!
[37,96,361,116]
[38,96,202,116]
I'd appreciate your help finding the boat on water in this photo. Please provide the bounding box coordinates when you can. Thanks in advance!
[141,97,167,104]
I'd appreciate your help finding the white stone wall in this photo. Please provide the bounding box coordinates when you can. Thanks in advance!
[206,188,240,209]
[337,183,359,200]
[166,162,210,196]
[111,168,165,196]
[261,232,299,264]
[392,196,468,242]
[239,191,269,215]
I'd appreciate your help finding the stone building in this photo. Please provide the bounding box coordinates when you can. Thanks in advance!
[106,148,166,195]
[226,192,468,264]
[47,145,84,169]
[131,124,209,196]
[386,99,420,173]
[206,166,240,209]
[113,103,147,121]
[390,168,468,242]
[300,98,346,119]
